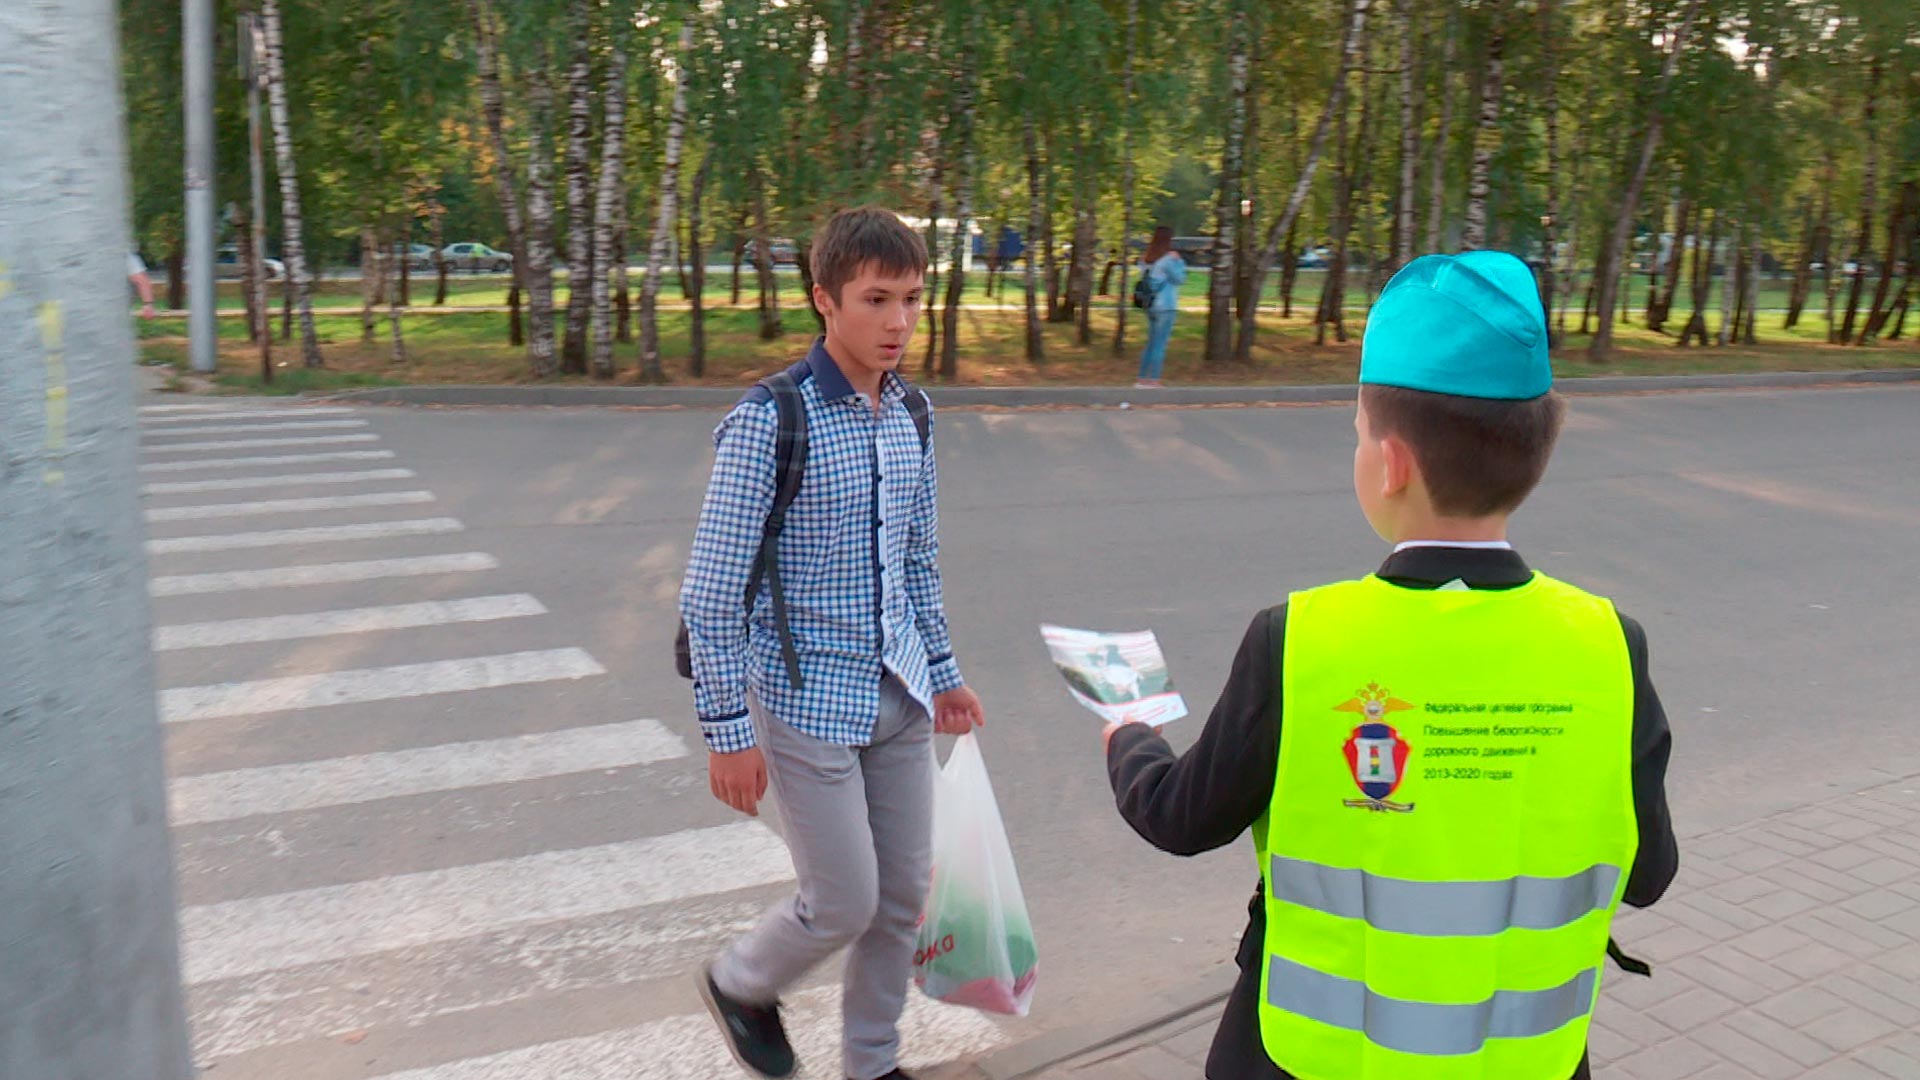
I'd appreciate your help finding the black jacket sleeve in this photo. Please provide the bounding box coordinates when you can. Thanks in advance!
[1105,608,1283,856]
[1619,613,1681,907]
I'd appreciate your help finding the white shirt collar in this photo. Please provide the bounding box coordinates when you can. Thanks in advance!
[1392,539,1516,553]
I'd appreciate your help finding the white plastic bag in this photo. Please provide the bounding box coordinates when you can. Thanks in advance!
[912,733,1039,1016]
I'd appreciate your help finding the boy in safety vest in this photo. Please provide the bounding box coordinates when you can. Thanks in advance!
[1103,251,1679,1080]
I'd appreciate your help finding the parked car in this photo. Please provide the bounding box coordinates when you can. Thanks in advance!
[215,245,284,280]
[440,242,514,274]
[763,238,798,266]
[391,243,436,272]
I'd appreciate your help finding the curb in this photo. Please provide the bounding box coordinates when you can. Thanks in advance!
[321,368,1920,410]
[944,964,1239,1080]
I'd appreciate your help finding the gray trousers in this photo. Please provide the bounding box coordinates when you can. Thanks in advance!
[712,675,934,1080]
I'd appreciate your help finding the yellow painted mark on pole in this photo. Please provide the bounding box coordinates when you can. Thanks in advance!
[0,259,12,300]
[41,300,67,484]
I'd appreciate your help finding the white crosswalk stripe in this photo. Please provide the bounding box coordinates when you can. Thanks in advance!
[143,468,416,495]
[168,719,685,825]
[146,517,463,554]
[142,433,381,453]
[143,419,371,437]
[362,985,1004,1080]
[178,821,793,984]
[141,450,397,472]
[159,647,605,722]
[144,490,435,523]
[141,402,271,413]
[142,406,357,423]
[154,593,544,651]
[150,552,499,596]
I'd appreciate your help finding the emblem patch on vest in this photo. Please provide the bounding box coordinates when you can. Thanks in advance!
[1338,684,1415,812]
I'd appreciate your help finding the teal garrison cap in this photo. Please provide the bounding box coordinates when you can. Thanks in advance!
[1360,250,1552,401]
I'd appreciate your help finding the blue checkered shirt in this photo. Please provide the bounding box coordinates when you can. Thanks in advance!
[678,340,965,753]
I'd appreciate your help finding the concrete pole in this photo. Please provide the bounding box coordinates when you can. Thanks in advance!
[0,3,195,1079]
[185,0,217,372]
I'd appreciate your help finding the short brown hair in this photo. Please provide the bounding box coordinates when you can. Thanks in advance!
[1360,384,1567,517]
[810,205,928,304]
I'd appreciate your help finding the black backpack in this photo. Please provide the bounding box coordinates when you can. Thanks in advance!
[1131,271,1155,310]
[674,358,931,690]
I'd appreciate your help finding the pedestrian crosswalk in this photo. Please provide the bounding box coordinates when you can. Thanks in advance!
[142,399,1005,1078]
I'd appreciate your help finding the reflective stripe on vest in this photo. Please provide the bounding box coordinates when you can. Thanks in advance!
[1256,572,1639,1079]
[1269,856,1622,937]
[1266,957,1597,1057]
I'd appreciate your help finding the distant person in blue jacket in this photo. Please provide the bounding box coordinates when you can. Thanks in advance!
[1136,225,1187,388]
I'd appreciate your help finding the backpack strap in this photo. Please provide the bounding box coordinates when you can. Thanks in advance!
[900,380,932,454]
[746,360,810,690]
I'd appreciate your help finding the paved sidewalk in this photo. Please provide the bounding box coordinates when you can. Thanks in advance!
[953,774,1920,1080]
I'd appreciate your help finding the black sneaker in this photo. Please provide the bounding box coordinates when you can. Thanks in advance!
[854,1071,918,1080]
[696,967,797,1079]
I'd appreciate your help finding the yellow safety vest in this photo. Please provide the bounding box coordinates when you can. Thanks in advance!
[1255,573,1638,1080]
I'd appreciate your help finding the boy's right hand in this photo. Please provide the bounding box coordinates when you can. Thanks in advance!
[709,747,769,817]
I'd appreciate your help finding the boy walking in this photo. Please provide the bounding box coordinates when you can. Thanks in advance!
[680,205,985,1080]
[1102,251,1679,1079]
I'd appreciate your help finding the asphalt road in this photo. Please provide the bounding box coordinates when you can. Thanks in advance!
[142,383,1920,1077]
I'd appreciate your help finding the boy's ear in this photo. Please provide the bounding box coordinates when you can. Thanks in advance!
[811,281,834,316]
[1379,433,1417,498]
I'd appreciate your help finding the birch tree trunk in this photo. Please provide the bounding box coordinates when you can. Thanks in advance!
[360,227,380,344]
[522,63,560,377]
[1587,0,1702,360]
[1424,6,1457,252]
[387,230,408,364]
[589,43,628,379]
[1111,0,1139,357]
[1718,218,1737,347]
[560,1,595,374]
[942,6,980,381]
[640,19,694,382]
[751,170,781,340]
[1785,183,1823,329]
[1238,0,1369,363]
[261,0,322,367]
[432,199,450,305]
[687,150,713,377]
[1841,59,1880,345]
[1461,6,1507,252]
[1393,0,1420,274]
[471,1,536,366]
[1022,113,1045,366]
[1205,2,1250,368]
[1537,0,1559,331]
[1862,180,1912,343]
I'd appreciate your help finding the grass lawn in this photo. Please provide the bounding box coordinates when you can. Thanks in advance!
[138,291,1920,397]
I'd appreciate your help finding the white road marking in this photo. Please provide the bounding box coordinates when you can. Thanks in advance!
[183,895,771,1062]
[143,420,370,437]
[143,469,415,495]
[153,593,543,651]
[145,517,462,555]
[142,407,357,423]
[144,490,434,523]
[168,718,685,824]
[361,984,1004,1080]
[159,647,604,723]
[149,553,498,596]
[141,450,396,473]
[141,434,380,453]
[178,821,793,984]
